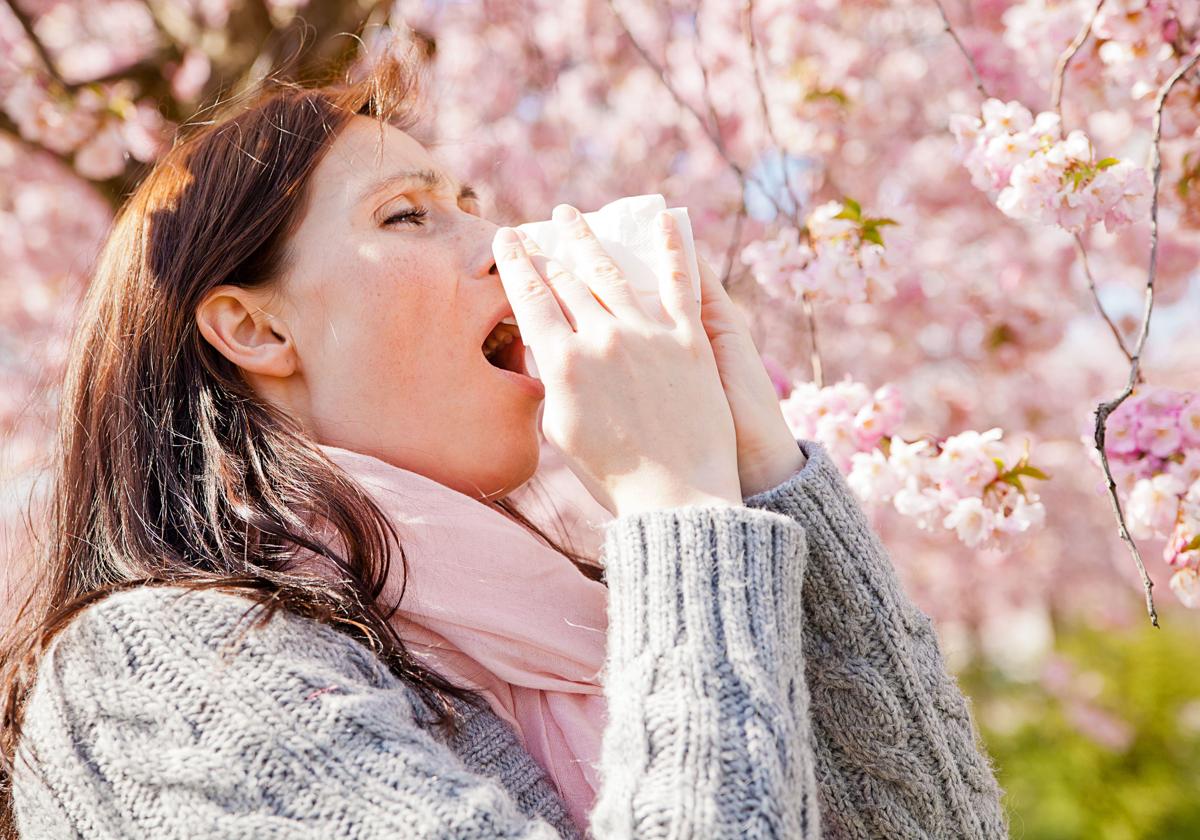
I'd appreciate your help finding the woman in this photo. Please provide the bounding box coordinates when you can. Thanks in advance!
[0,52,1009,838]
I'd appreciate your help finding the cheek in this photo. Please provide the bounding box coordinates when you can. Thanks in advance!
[309,272,453,386]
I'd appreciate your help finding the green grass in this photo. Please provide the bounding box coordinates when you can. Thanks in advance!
[958,612,1200,840]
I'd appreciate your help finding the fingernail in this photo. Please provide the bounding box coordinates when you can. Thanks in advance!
[553,204,579,223]
[496,227,519,245]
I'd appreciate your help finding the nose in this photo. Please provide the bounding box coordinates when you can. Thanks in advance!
[467,214,502,280]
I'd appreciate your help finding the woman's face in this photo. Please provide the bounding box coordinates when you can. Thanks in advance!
[260,116,543,501]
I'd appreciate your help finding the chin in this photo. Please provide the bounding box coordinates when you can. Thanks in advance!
[476,422,541,503]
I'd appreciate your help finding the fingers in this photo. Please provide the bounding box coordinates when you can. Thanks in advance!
[515,230,609,329]
[492,228,574,344]
[553,204,647,320]
[656,211,701,327]
[695,252,754,345]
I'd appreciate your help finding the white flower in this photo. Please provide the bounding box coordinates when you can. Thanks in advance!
[893,480,942,530]
[943,497,997,547]
[848,449,900,502]
[887,437,930,478]
[1127,473,1185,539]
[1169,567,1200,609]
[1000,493,1046,535]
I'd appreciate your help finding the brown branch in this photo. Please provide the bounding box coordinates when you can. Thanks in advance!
[1073,232,1134,364]
[1091,48,1200,628]
[606,0,790,224]
[1051,0,1105,120]
[3,0,68,87]
[931,0,990,99]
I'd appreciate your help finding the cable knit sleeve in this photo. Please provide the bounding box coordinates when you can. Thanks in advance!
[13,586,565,839]
[591,503,819,838]
[14,502,817,840]
[744,439,1010,839]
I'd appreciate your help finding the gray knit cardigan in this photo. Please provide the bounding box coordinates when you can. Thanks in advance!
[13,440,1010,838]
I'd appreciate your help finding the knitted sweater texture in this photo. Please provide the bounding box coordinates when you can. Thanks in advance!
[13,440,1009,838]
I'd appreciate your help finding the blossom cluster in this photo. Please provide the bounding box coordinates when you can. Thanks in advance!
[1093,0,1187,101]
[1093,387,1200,607]
[3,76,164,180]
[776,377,1048,550]
[740,198,900,306]
[950,99,1152,233]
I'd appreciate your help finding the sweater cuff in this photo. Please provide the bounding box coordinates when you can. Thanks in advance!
[600,504,807,668]
[743,439,856,521]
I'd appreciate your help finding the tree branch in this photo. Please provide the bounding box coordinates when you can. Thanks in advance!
[1073,232,1134,365]
[606,0,790,224]
[1051,0,1105,120]
[801,293,824,388]
[931,0,990,100]
[1091,48,1200,628]
[3,0,68,87]
[720,200,747,287]
[744,0,804,228]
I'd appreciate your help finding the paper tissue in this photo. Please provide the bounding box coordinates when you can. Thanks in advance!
[515,194,702,316]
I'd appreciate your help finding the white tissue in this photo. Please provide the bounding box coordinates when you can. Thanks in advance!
[515,194,702,317]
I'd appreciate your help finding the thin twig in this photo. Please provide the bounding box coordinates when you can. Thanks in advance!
[1051,0,1105,120]
[691,4,723,139]
[1073,232,1134,364]
[745,0,804,227]
[931,0,990,99]
[692,0,747,288]
[801,294,823,387]
[720,201,747,287]
[1091,49,1200,628]
[1051,4,1129,371]
[745,0,822,379]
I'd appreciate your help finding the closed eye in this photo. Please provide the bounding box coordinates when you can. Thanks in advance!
[384,206,428,226]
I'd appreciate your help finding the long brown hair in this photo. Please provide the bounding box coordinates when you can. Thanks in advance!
[0,49,598,833]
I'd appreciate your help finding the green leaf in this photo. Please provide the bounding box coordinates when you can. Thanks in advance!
[804,87,849,105]
[1013,464,1050,481]
[862,227,885,246]
[867,217,899,227]
[999,474,1027,493]
[834,197,862,221]
[1096,157,1120,170]
[1184,534,1200,553]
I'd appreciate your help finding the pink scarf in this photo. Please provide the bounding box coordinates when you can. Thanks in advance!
[317,444,610,833]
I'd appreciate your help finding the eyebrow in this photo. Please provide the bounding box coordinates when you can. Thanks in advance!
[360,168,478,206]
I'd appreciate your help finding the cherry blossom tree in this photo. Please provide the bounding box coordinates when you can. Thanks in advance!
[3,0,1200,668]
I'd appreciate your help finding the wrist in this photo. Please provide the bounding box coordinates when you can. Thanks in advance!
[741,445,807,499]
[615,488,743,518]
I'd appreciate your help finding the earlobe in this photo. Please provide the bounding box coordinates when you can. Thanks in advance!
[195,286,297,378]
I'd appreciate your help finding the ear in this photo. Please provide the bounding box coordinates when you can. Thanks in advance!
[195,286,297,378]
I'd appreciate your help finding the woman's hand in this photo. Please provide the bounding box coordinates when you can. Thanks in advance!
[695,254,807,498]
[492,205,743,518]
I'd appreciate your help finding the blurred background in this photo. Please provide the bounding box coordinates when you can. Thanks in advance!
[2,1,1199,836]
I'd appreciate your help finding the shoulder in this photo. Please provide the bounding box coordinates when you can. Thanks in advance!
[56,584,391,679]
[24,584,411,742]
[14,591,554,837]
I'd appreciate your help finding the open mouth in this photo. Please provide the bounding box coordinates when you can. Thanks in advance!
[482,321,526,375]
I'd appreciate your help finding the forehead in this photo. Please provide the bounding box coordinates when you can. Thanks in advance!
[313,115,446,205]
